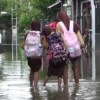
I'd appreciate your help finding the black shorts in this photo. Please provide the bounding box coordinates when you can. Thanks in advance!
[47,59,66,78]
[69,56,81,62]
[27,58,41,72]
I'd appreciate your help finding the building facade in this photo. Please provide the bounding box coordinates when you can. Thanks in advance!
[48,0,100,80]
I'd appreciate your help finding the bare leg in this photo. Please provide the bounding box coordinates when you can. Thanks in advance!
[30,70,34,87]
[58,77,62,91]
[34,86,39,95]
[58,77,62,87]
[34,72,39,87]
[63,64,68,86]
[72,60,79,84]
[43,75,49,86]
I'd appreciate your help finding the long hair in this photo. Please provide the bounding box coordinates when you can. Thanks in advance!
[30,20,40,31]
[57,11,70,30]
[57,11,80,33]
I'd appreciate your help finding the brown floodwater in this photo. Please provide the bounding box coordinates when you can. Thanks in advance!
[0,41,99,100]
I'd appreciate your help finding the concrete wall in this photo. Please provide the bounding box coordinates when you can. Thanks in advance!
[95,7,100,79]
[95,34,100,79]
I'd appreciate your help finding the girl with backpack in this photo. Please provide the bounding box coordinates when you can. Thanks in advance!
[21,20,43,87]
[41,26,67,88]
[56,11,85,86]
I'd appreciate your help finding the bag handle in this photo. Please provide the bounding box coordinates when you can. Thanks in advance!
[69,20,73,32]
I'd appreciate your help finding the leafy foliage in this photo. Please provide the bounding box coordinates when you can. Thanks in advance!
[0,0,59,32]
[0,0,7,11]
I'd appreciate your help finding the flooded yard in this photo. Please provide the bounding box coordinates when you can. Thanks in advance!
[0,41,99,100]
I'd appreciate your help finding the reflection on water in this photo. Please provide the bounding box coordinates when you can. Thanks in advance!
[1,80,100,100]
[29,83,100,100]
[0,44,99,100]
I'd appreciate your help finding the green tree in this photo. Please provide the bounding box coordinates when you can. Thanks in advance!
[0,0,58,32]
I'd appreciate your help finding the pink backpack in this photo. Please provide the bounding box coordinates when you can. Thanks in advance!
[59,21,81,58]
[24,31,43,57]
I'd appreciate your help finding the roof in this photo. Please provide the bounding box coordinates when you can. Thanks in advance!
[47,0,62,9]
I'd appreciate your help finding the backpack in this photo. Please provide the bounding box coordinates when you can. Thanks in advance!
[24,31,43,58]
[47,32,68,65]
[59,21,81,58]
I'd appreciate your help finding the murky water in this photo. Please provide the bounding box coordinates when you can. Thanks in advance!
[0,38,100,100]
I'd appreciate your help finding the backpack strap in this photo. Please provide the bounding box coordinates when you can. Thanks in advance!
[58,21,68,32]
[69,20,73,32]
[24,32,29,41]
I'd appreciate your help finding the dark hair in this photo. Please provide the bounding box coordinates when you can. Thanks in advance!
[30,20,40,31]
[57,11,70,30]
[41,26,52,37]
[57,11,80,33]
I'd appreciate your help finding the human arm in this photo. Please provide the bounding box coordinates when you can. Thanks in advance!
[56,23,64,33]
[77,30,85,55]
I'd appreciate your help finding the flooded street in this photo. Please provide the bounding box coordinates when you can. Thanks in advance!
[0,43,100,100]
[0,0,99,99]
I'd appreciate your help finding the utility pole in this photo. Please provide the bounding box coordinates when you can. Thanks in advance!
[91,0,96,80]
[11,0,18,62]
